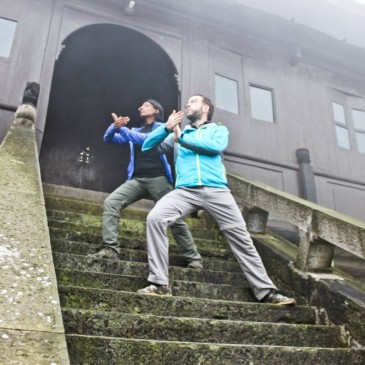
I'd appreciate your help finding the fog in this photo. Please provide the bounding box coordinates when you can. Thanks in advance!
[234,0,365,48]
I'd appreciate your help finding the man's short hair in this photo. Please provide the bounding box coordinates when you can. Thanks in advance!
[192,94,214,121]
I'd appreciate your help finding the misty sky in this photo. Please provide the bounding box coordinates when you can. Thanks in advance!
[235,0,365,49]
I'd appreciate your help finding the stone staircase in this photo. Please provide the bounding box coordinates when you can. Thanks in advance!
[45,193,365,364]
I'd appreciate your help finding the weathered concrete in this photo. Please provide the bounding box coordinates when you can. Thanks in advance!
[46,187,365,364]
[0,113,70,363]
[251,232,365,347]
[56,267,253,302]
[228,172,365,270]
[51,238,241,271]
[66,336,365,365]
[48,217,218,241]
[53,252,247,286]
[0,329,70,365]
[58,286,315,324]
[63,308,345,347]
[48,225,227,250]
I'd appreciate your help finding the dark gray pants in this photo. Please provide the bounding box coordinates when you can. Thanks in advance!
[102,176,201,263]
[146,186,277,300]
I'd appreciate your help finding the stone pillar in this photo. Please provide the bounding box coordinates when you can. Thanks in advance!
[14,82,39,127]
[247,207,269,234]
[296,149,334,271]
[296,148,317,203]
[306,238,335,272]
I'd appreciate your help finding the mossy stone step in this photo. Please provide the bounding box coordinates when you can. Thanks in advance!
[46,208,148,224]
[59,286,315,324]
[63,308,345,348]
[47,217,219,240]
[45,197,217,229]
[45,193,365,364]
[46,208,216,229]
[56,269,254,302]
[53,253,245,285]
[50,236,235,261]
[45,196,104,215]
[49,226,228,250]
[51,240,242,272]
[66,335,365,365]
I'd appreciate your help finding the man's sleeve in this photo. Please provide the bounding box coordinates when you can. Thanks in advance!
[118,127,149,145]
[103,124,129,144]
[178,125,229,155]
[142,124,171,151]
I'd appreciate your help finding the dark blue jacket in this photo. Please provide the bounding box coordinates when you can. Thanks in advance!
[103,121,173,183]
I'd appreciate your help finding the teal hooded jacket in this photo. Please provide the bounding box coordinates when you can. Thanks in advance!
[142,122,229,189]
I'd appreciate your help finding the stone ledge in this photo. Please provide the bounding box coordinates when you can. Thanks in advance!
[0,329,69,365]
[0,122,70,363]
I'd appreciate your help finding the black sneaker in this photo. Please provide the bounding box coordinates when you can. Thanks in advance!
[137,284,172,296]
[263,290,296,306]
[87,247,119,260]
[187,260,203,270]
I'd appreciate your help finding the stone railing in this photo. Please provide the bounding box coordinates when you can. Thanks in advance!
[0,97,70,364]
[228,172,365,271]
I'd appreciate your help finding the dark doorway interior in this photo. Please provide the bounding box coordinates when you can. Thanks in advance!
[40,24,178,192]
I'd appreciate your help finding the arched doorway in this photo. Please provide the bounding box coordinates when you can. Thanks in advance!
[40,24,179,192]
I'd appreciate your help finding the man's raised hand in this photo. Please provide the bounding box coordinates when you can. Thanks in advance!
[112,113,130,129]
[173,124,182,142]
[166,110,184,131]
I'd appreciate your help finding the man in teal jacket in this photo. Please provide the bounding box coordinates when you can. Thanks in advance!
[137,94,296,305]
[89,99,202,270]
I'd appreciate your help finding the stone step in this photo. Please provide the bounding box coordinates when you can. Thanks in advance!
[46,206,147,223]
[45,196,217,230]
[59,286,315,324]
[51,239,242,272]
[53,253,243,285]
[62,308,345,348]
[48,226,228,250]
[66,335,365,365]
[45,196,104,216]
[47,217,219,241]
[45,193,365,365]
[55,269,254,301]
[46,208,216,229]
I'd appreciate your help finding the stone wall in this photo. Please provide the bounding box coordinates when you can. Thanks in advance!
[0,105,70,364]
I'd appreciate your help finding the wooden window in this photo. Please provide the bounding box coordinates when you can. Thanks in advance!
[0,18,17,58]
[249,85,275,123]
[215,74,239,114]
[352,109,365,153]
[332,102,350,149]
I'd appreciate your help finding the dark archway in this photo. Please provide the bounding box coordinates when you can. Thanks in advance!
[40,23,178,192]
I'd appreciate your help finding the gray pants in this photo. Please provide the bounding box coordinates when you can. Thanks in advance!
[146,186,277,300]
[102,176,201,263]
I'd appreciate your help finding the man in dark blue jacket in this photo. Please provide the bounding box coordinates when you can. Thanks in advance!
[89,99,202,269]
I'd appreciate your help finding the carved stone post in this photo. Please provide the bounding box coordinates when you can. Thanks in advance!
[14,82,39,127]
[306,238,335,272]
[296,148,317,203]
[295,149,334,271]
[247,207,269,234]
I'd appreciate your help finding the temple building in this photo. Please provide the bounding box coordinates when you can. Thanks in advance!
[1,0,365,221]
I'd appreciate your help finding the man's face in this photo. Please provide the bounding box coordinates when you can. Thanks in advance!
[138,102,158,120]
[185,96,205,121]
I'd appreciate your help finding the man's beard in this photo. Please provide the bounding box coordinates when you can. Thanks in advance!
[187,108,203,123]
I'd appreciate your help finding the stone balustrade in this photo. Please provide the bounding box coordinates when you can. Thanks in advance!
[228,172,365,271]
[0,102,70,364]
